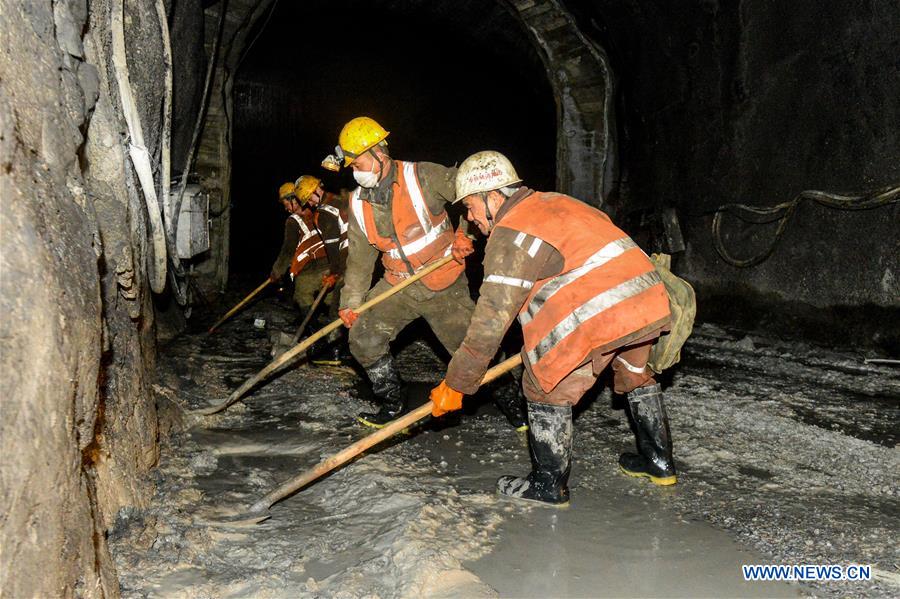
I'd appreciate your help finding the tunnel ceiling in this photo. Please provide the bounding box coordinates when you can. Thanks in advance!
[226,0,560,272]
[239,0,549,92]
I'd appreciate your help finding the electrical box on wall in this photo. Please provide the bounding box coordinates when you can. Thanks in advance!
[175,184,210,259]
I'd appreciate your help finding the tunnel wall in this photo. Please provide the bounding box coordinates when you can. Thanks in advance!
[571,0,900,347]
[0,0,182,595]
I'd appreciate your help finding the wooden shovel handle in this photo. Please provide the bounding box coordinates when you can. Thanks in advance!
[250,353,523,512]
[208,279,271,333]
[199,255,457,415]
[290,283,331,345]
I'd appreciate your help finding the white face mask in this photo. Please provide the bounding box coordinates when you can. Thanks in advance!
[353,164,380,188]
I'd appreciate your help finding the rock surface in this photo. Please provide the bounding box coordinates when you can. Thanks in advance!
[0,0,193,595]
[568,0,900,347]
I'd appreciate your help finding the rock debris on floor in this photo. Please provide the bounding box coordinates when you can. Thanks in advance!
[110,293,900,598]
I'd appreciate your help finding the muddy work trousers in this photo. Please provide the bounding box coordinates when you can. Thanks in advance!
[292,261,331,313]
[522,339,659,407]
[348,274,475,368]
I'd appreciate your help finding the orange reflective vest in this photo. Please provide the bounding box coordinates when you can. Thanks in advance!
[289,212,325,279]
[349,161,463,290]
[498,192,671,392]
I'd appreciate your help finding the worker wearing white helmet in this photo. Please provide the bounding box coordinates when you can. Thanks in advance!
[429,151,676,506]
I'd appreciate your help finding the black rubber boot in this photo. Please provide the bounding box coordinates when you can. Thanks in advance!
[497,402,572,506]
[493,387,528,431]
[619,383,677,486]
[357,356,407,428]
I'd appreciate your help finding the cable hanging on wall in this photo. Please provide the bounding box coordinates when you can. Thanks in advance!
[712,184,900,267]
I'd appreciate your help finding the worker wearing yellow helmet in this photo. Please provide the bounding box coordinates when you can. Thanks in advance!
[269,181,327,316]
[277,181,296,210]
[294,174,351,362]
[326,116,477,428]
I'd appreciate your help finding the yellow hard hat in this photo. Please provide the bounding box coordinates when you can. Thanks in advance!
[278,182,296,200]
[337,117,389,166]
[294,175,322,203]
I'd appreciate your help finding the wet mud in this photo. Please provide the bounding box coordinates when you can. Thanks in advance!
[110,291,899,597]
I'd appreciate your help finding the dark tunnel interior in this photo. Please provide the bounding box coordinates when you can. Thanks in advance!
[3,0,900,595]
[230,0,556,275]
[224,0,900,350]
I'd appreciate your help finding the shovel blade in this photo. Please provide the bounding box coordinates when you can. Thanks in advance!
[196,505,271,528]
[270,331,296,358]
[189,403,229,416]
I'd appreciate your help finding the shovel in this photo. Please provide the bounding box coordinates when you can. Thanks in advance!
[291,283,331,346]
[272,282,331,357]
[192,255,456,416]
[208,279,271,334]
[203,354,523,526]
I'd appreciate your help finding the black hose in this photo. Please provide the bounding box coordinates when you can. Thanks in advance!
[712,185,900,267]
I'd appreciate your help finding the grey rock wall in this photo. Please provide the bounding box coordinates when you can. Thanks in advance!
[0,0,185,594]
[568,0,900,346]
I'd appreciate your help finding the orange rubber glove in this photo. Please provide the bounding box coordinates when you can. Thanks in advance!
[430,380,464,417]
[321,273,340,288]
[451,230,474,264]
[338,308,359,328]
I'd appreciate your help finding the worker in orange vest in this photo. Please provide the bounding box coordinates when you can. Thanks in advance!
[295,175,350,361]
[326,117,475,428]
[269,182,328,314]
[429,151,676,507]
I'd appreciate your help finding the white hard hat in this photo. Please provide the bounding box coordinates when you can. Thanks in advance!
[454,151,522,203]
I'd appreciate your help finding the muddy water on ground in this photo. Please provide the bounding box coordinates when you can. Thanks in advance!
[416,417,797,597]
[111,296,899,597]
[468,495,794,597]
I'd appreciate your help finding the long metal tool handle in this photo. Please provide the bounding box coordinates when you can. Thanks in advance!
[196,255,456,415]
[290,283,330,346]
[250,354,523,513]
[208,279,271,334]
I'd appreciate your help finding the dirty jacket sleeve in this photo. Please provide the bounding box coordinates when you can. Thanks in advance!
[271,218,300,279]
[445,228,561,394]
[317,212,345,275]
[416,162,469,235]
[339,210,378,310]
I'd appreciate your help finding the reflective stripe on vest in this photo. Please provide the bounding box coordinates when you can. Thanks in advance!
[386,219,450,259]
[319,204,349,235]
[289,213,325,278]
[290,213,317,245]
[295,240,325,264]
[496,192,670,392]
[485,274,534,289]
[348,161,459,288]
[317,200,350,255]
[349,187,366,234]
[519,237,638,325]
[349,162,449,262]
[524,270,662,367]
[390,245,453,279]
